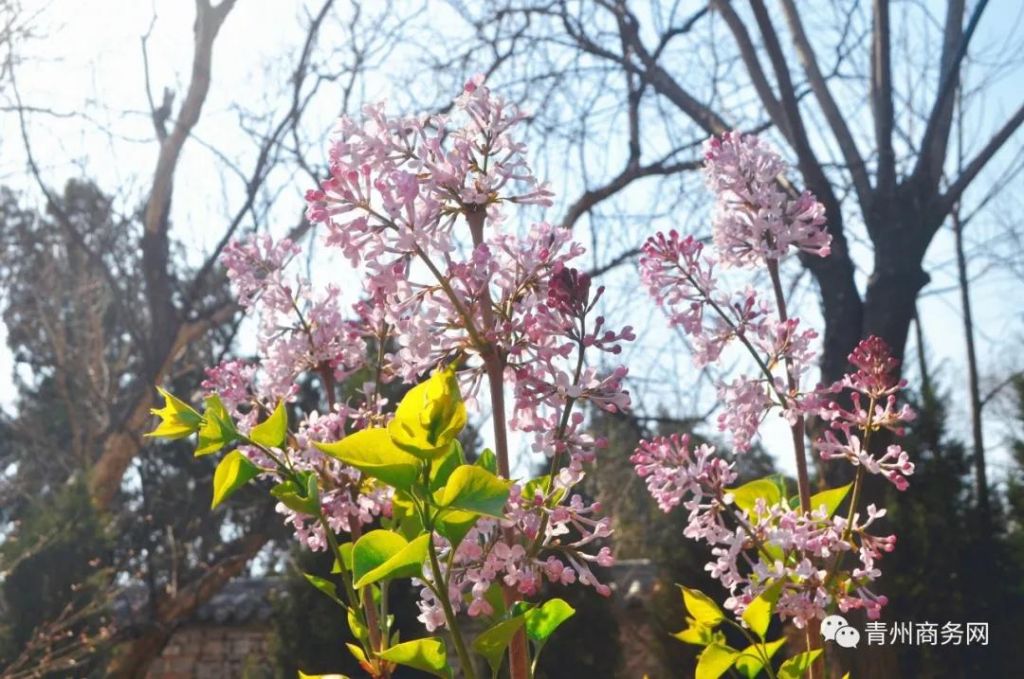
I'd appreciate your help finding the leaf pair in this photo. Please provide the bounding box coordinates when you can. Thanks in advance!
[472,598,576,677]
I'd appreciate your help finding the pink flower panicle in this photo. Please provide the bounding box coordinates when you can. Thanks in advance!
[631,434,735,515]
[632,432,897,627]
[632,133,913,630]
[704,131,831,266]
[816,336,916,490]
[201,80,624,634]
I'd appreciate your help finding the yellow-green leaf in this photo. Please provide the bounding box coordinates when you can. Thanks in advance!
[809,483,852,518]
[352,530,408,587]
[251,401,287,448]
[337,542,354,572]
[742,581,783,639]
[524,597,575,643]
[388,366,467,460]
[472,616,525,676]
[270,472,319,515]
[377,637,451,678]
[672,619,717,646]
[211,450,259,508]
[680,586,725,627]
[728,477,782,515]
[429,440,464,492]
[196,394,236,456]
[354,534,430,588]
[777,649,822,678]
[347,607,368,645]
[316,428,422,490]
[146,387,201,439]
[696,643,740,679]
[298,671,349,679]
[438,465,512,518]
[734,638,786,678]
[474,448,498,474]
[435,509,479,550]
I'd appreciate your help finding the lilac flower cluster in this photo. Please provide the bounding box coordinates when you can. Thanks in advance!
[207,77,632,631]
[633,131,914,628]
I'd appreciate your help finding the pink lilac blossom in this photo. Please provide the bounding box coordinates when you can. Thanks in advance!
[631,433,896,627]
[729,500,894,625]
[715,376,770,452]
[816,337,916,490]
[207,78,629,632]
[630,434,735,515]
[704,131,831,266]
[300,77,629,627]
[416,487,615,631]
[632,132,907,631]
[216,233,402,543]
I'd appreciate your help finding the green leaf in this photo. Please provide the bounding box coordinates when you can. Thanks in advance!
[315,428,422,490]
[435,509,480,550]
[303,573,343,607]
[728,477,782,515]
[211,450,259,508]
[354,534,430,588]
[523,474,550,498]
[777,649,822,679]
[146,387,202,439]
[524,598,575,643]
[388,491,425,541]
[270,472,319,515]
[377,637,451,678]
[809,483,852,518]
[742,581,783,639]
[438,465,512,518]
[474,449,498,474]
[352,530,409,587]
[429,441,464,492]
[734,638,786,678]
[196,395,236,456]
[347,608,369,645]
[680,586,725,627]
[299,671,350,679]
[695,643,740,679]
[482,583,506,619]
[473,616,524,676]
[251,400,288,447]
[336,542,354,572]
[345,643,367,665]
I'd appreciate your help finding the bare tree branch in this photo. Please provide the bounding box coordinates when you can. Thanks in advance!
[936,101,1024,219]
[779,0,871,207]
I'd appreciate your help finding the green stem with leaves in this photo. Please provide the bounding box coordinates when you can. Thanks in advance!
[426,524,478,679]
[723,619,778,679]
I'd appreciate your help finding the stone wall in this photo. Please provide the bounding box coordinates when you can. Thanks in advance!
[146,624,276,679]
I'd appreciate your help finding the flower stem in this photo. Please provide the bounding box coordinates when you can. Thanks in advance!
[765,258,811,514]
[427,532,478,679]
[243,431,387,675]
[466,206,530,679]
[764,258,817,679]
